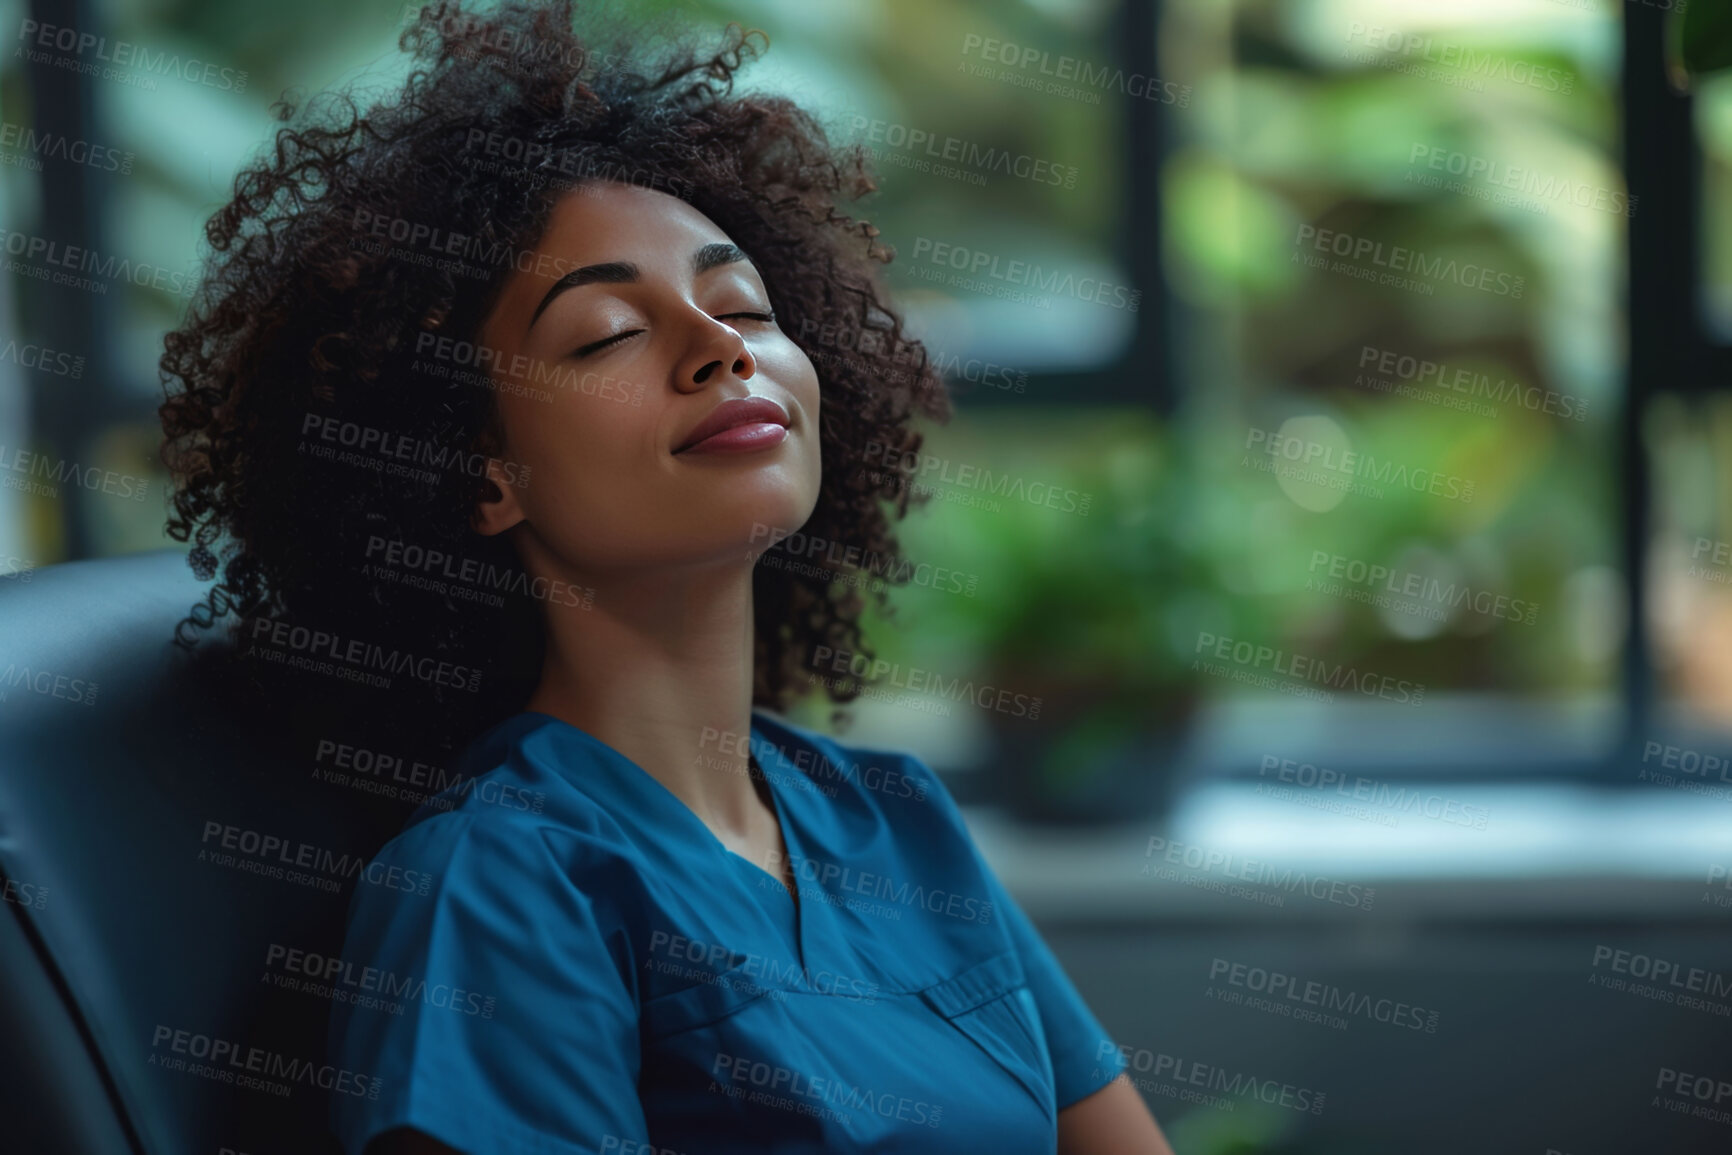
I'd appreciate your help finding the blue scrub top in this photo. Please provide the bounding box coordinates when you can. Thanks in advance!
[328,708,1128,1154]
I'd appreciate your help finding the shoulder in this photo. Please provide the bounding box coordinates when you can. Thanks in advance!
[338,801,650,1028]
[328,728,655,1154]
[355,715,648,927]
[397,711,636,843]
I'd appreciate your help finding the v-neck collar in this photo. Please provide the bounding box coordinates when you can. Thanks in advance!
[496,708,812,971]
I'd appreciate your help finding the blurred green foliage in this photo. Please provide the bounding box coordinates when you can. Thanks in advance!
[1681,0,1732,82]
[851,0,1622,731]
[872,409,1207,696]
[2,0,1629,749]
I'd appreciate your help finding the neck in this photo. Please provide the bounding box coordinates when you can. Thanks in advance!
[521,552,765,840]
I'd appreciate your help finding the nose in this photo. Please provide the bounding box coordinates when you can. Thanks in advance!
[679,310,757,392]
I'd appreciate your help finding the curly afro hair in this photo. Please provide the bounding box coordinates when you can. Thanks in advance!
[157,0,952,756]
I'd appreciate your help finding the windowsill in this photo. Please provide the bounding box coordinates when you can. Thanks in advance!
[963,781,1732,924]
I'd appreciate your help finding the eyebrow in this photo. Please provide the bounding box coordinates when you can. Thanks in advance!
[526,242,750,333]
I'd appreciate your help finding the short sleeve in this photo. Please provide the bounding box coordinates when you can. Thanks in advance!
[327,810,648,1154]
[896,751,1129,1111]
[985,863,1128,1109]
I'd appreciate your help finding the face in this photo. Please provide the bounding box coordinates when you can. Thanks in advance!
[469,181,822,580]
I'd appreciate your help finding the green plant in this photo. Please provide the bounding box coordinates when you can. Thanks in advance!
[880,408,1213,704]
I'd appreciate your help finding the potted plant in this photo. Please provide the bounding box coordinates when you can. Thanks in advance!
[882,410,1214,825]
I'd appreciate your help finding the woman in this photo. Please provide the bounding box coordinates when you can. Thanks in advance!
[157,2,1173,1151]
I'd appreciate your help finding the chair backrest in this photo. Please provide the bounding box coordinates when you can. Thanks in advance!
[0,549,427,1155]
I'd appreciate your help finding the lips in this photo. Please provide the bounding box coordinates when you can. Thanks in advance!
[673,396,791,455]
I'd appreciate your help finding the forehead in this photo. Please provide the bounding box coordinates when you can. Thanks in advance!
[532,181,733,264]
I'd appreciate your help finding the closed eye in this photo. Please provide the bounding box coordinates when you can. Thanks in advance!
[573,329,643,357]
[571,312,775,358]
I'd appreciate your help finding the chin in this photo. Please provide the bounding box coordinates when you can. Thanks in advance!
[711,485,821,558]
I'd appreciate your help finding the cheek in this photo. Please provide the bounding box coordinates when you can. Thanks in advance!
[791,361,823,471]
[509,392,653,517]
[765,345,822,417]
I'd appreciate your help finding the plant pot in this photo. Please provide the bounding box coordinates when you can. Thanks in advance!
[982,670,1197,826]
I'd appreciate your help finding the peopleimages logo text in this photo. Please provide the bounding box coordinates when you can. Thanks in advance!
[847,115,1078,188]
[1257,755,1490,829]
[0,663,98,706]
[1245,427,1475,504]
[1098,1042,1327,1115]
[0,121,133,172]
[767,849,994,924]
[1295,224,1524,299]
[300,414,530,488]
[1407,144,1634,218]
[1343,23,1574,94]
[247,616,483,693]
[149,1026,378,1097]
[1195,630,1425,705]
[809,645,1042,718]
[16,20,250,91]
[0,443,150,502]
[1207,958,1439,1032]
[1306,549,1538,626]
[200,821,433,895]
[909,236,1140,311]
[1357,344,1587,421]
[265,943,496,1018]
[364,535,591,609]
[959,34,1192,106]
[1144,836,1375,910]
[0,227,195,297]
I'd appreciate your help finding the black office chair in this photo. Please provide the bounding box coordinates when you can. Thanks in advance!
[0,548,435,1155]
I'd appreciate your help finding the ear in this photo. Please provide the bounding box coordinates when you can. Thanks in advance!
[471,426,527,537]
